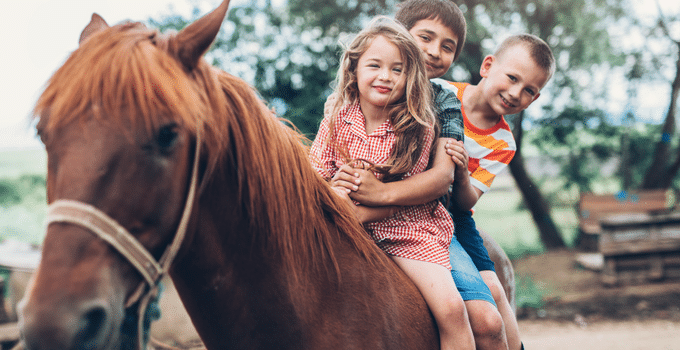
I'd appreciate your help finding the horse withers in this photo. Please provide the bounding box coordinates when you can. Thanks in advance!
[18,1,514,349]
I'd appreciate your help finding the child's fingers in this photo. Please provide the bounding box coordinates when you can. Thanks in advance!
[331,186,352,199]
[331,178,359,192]
[445,140,467,159]
[338,164,361,178]
[331,166,361,191]
[445,140,465,153]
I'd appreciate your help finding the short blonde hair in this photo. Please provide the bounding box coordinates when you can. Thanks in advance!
[496,34,555,80]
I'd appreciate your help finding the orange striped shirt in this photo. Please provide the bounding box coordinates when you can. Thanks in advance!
[445,82,516,192]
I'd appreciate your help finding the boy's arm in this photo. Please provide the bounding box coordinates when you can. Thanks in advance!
[445,139,480,212]
[353,205,400,224]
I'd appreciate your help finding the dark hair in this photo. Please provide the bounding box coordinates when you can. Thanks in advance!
[495,34,556,79]
[395,0,466,60]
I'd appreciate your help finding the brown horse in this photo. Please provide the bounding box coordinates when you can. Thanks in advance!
[18,1,513,349]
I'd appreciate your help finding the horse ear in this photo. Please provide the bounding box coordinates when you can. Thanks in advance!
[171,0,231,71]
[79,13,109,45]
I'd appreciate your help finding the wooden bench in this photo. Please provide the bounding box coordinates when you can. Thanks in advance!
[576,189,676,250]
[599,211,680,285]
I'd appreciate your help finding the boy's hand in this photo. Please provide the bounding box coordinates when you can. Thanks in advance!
[330,164,361,194]
[446,139,469,183]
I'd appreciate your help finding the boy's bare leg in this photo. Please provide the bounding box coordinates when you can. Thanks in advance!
[480,270,522,350]
[464,300,508,350]
[392,256,475,350]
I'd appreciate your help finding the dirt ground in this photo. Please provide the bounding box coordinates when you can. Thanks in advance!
[512,249,680,349]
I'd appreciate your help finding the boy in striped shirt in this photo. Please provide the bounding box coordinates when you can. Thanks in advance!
[439,33,555,350]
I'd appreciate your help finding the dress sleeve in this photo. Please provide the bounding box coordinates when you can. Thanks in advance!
[309,114,338,180]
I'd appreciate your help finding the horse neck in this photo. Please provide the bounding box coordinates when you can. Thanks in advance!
[169,174,323,348]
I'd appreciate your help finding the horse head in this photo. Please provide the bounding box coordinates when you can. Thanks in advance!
[19,1,233,349]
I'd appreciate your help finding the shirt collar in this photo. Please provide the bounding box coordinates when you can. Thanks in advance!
[341,103,394,136]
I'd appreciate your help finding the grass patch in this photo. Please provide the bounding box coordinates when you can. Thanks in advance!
[515,274,548,310]
[471,172,580,258]
[1,149,48,246]
[0,204,47,246]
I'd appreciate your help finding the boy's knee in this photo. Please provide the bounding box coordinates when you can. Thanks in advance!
[467,302,504,338]
[488,281,504,303]
[481,274,506,305]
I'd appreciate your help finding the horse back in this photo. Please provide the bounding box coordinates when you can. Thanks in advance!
[301,230,439,350]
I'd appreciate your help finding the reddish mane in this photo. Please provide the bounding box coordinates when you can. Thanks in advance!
[33,20,382,287]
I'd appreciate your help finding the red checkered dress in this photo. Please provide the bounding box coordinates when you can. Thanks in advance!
[310,103,455,269]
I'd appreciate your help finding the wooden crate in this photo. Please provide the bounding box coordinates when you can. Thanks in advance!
[579,189,675,235]
[577,189,676,250]
[599,211,680,285]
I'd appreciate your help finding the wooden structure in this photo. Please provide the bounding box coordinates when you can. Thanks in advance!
[599,211,680,285]
[0,275,19,350]
[577,189,676,250]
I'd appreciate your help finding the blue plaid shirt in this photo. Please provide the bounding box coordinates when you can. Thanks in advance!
[431,79,464,142]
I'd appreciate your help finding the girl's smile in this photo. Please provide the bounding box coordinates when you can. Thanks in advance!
[356,35,406,122]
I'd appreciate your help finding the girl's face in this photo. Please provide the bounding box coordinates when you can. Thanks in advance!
[356,35,407,112]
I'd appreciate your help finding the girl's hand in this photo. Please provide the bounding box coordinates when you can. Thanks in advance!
[331,185,352,201]
[330,164,361,193]
[348,168,388,206]
[446,140,469,183]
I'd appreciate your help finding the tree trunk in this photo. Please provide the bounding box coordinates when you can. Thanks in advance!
[641,40,680,189]
[508,113,566,249]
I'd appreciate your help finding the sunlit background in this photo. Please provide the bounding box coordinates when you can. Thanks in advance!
[1,2,680,346]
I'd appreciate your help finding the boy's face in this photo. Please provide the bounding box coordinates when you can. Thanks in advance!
[479,44,550,116]
[408,18,458,79]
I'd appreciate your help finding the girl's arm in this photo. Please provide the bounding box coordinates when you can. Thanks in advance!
[353,205,400,224]
[329,184,399,223]
[335,137,456,207]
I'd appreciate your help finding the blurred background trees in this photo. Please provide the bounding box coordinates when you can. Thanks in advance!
[4,0,678,252]
[143,0,680,251]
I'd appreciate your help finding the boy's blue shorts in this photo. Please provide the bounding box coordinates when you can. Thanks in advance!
[452,210,496,272]
[449,235,496,306]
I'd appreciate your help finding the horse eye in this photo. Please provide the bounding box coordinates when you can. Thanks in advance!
[156,124,178,150]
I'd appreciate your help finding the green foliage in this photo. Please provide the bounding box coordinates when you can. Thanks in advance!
[141,1,680,249]
[0,267,9,298]
[529,105,666,192]
[0,175,46,207]
[0,181,21,206]
[515,273,547,310]
[0,174,48,245]
[530,107,615,192]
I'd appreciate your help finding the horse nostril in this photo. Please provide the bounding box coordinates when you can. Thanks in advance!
[74,304,110,347]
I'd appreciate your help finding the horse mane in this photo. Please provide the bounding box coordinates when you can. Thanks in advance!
[34,20,383,285]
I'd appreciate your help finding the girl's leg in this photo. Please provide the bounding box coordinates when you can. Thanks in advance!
[391,256,475,350]
[480,271,522,350]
